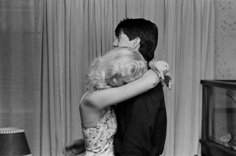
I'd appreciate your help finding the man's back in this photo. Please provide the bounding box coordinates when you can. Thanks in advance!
[114,82,167,156]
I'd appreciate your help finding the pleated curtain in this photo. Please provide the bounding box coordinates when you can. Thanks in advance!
[0,0,215,155]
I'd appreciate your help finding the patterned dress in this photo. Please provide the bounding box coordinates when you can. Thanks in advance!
[82,108,117,156]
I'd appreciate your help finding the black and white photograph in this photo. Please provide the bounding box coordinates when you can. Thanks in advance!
[0,0,236,156]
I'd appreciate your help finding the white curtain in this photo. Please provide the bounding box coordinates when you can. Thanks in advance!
[40,0,165,155]
[41,0,85,155]
[0,0,215,155]
[162,0,215,155]
[41,0,119,155]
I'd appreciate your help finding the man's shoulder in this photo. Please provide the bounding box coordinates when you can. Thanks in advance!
[116,83,164,108]
[127,83,164,107]
[136,82,164,98]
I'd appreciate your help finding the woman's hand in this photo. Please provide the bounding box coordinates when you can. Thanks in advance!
[149,60,169,79]
[149,60,173,89]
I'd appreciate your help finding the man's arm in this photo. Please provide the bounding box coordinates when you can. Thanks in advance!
[64,139,85,156]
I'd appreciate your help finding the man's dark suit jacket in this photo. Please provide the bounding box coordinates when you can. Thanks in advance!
[114,82,167,156]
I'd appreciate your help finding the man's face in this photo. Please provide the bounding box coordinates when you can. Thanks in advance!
[113,32,138,49]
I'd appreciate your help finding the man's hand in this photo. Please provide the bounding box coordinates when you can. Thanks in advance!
[64,139,85,156]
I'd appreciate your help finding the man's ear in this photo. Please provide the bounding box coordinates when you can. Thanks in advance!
[132,37,140,49]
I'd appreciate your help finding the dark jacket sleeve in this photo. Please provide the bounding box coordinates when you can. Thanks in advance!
[114,83,167,156]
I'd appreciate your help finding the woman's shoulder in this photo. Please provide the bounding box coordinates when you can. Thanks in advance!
[80,91,90,105]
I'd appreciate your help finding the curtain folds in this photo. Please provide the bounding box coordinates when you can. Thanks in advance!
[41,1,215,156]
[0,0,215,155]
[163,0,215,155]
[41,0,85,155]
[41,2,165,155]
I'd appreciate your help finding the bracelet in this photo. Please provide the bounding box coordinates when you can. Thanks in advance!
[151,68,163,80]
[149,59,164,80]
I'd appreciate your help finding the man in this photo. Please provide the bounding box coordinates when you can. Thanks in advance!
[65,18,167,156]
[113,18,167,156]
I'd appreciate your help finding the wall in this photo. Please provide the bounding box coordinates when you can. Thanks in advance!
[215,0,236,79]
[214,0,236,148]
[0,1,41,155]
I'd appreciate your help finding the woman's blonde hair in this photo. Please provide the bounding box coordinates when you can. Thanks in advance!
[86,47,147,91]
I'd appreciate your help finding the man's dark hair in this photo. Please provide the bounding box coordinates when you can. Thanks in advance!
[115,18,158,63]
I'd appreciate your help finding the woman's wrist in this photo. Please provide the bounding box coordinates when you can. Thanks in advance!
[148,59,174,89]
[150,68,163,80]
[148,70,161,88]
[149,59,169,80]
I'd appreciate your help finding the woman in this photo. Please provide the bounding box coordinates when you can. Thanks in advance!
[79,47,170,156]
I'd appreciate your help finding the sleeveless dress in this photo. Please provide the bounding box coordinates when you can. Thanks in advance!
[81,93,117,156]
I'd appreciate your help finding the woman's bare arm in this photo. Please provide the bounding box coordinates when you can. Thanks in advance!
[82,70,160,109]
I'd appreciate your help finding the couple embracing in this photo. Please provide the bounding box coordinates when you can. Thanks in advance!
[65,18,172,156]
